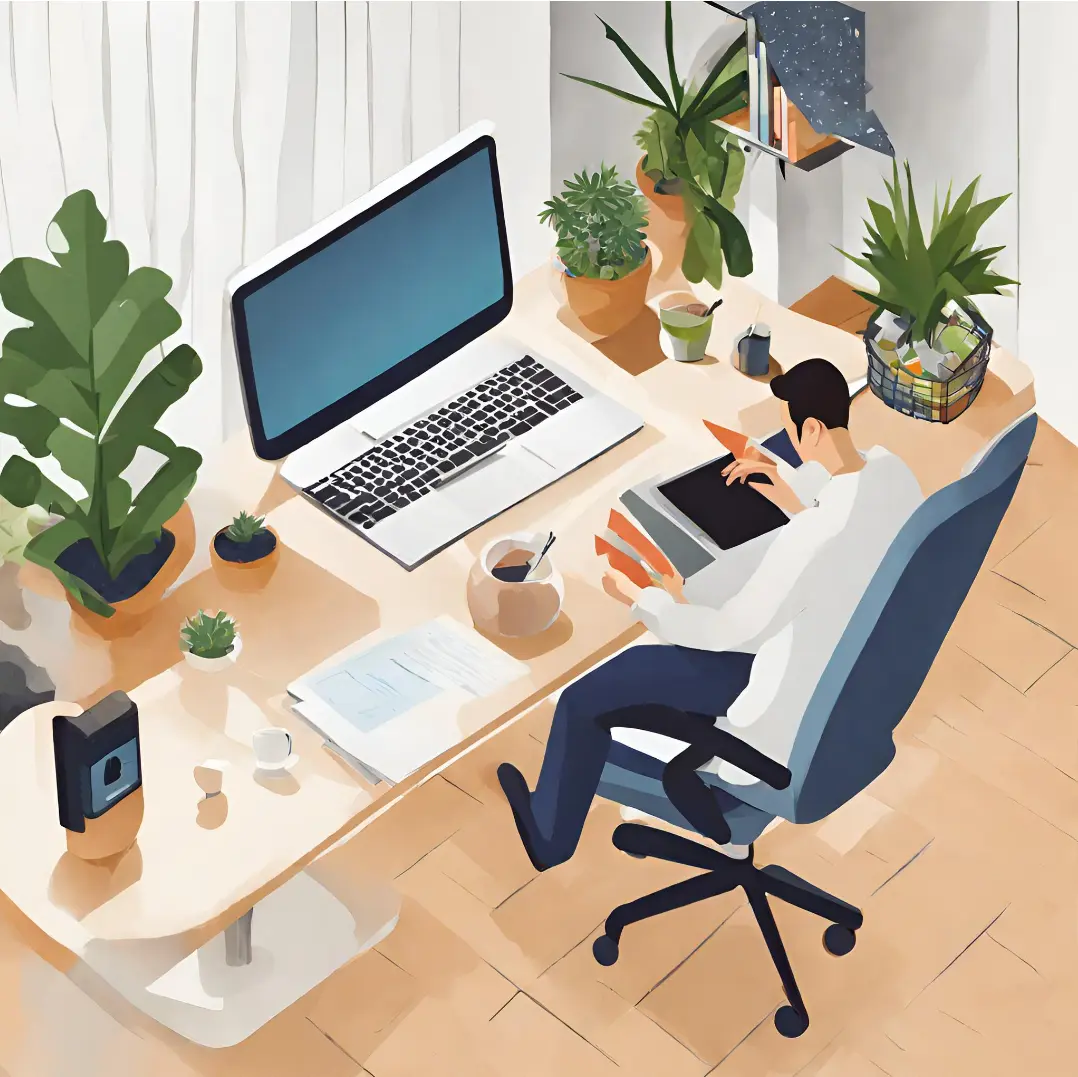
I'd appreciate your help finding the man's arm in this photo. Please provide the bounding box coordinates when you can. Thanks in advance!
[631,500,843,655]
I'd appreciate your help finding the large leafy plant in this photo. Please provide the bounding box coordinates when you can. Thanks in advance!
[0,190,203,616]
[565,0,752,289]
[839,160,1017,347]
[539,166,648,281]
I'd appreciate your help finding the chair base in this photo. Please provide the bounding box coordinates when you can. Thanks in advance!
[595,823,864,1038]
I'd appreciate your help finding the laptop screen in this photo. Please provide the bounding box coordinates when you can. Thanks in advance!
[233,138,511,458]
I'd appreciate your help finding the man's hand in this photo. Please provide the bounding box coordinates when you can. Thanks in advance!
[602,572,640,607]
[602,568,687,607]
[721,455,806,516]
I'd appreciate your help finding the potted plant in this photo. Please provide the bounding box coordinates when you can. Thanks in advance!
[0,190,202,636]
[211,510,280,590]
[539,165,651,336]
[180,610,241,673]
[839,161,1017,421]
[564,0,752,290]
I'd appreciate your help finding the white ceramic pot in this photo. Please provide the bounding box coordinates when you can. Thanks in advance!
[183,633,243,673]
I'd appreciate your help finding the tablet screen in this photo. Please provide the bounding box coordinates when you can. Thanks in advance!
[656,453,790,550]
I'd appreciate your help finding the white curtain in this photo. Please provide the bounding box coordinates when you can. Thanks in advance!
[0,0,551,463]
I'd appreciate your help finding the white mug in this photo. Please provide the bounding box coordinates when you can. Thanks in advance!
[252,727,292,768]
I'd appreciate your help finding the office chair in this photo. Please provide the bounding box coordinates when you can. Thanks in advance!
[591,413,1038,1038]
[0,642,54,734]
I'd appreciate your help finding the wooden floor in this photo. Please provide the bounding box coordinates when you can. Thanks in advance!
[3,287,1077,1076]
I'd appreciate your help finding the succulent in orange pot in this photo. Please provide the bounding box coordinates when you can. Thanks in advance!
[211,511,279,591]
[540,165,652,337]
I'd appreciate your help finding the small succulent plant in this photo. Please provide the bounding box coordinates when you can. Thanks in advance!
[180,610,238,659]
[226,511,267,544]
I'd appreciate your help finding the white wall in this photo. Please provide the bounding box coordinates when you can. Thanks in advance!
[550,0,780,299]
[0,0,551,474]
[833,1,1019,351]
[1018,1,1077,445]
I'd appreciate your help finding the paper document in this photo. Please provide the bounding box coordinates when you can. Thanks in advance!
[288,616,529,784]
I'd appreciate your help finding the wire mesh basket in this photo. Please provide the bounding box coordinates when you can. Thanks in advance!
[864,306,992,423]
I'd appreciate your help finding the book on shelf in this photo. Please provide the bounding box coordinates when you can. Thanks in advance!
[756,38,769,144]
[746,14,758,141]
[780,84,790,156]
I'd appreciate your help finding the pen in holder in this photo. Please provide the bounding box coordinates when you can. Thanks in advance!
[467,532,564,638]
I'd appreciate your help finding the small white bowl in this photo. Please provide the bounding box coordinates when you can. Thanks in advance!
[183,633,243,673]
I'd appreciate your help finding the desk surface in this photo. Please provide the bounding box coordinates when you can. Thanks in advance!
[0,255,1034,947]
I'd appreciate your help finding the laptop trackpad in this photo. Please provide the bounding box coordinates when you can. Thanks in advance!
[437,443,557,517]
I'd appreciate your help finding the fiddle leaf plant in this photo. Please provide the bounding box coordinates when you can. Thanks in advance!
[565,0,752,288]
[0,190,203,617]
[539,165,648,280]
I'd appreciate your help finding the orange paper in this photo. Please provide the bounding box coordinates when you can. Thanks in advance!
[702,420,749,458]
[594,537,653,589]
[607,509,675,578]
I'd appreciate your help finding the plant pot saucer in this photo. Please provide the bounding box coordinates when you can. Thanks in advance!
[183,634,243,673]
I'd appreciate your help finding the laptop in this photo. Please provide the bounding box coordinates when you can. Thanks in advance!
[228,122,643,569]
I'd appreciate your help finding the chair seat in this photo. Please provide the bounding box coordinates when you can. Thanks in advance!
[598,757,775,846]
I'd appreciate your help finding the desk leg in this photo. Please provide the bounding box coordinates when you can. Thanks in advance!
[224,909,253,967]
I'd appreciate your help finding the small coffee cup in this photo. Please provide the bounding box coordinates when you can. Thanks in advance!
[252,727,293,769]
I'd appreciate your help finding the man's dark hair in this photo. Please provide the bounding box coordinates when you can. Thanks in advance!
[769,358,850,438]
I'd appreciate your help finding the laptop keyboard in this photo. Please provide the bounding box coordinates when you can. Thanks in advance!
[303,355,583,530]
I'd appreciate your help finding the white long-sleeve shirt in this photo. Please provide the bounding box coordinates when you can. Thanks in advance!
[620,447,923,784]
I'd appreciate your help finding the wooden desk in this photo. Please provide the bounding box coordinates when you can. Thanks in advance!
[0,259,1034,1046]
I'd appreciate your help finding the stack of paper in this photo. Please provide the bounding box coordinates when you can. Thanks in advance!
[288,616,528,785]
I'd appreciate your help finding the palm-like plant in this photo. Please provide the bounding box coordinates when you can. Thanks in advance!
[840,161,1017,353]
[563,0,752,289]
[539,166,648,281]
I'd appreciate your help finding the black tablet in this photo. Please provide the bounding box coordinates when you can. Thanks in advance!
[656,451,791,551]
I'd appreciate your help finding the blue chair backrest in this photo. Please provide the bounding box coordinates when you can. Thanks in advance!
[788,414,1038,823]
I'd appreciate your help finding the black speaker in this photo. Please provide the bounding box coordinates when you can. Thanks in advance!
[53,691,142,834]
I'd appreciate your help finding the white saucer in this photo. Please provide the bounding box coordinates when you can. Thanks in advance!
[255,753,299,774]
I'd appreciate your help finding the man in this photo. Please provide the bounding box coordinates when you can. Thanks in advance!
[498,357,923,871]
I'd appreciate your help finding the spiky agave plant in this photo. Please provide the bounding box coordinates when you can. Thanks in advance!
[226,510,268,544]
[180,610,237,660]
[839,160,1017,358]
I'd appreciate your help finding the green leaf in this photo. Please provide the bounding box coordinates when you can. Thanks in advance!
[100,343,203,477]
[664,2,683,111]
[561,74,666,114]
[107,445,201,577]
[682,28,748,123]
[0,454,81,520]
[596,16,675,113]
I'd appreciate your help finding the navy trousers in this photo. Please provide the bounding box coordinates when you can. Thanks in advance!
[527,644,755,866]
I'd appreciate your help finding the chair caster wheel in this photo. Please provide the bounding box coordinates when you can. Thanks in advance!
[774,1005,809,1038]
[823,924,857,956]
[592,934,620,966]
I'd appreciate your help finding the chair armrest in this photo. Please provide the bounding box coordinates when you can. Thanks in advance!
[597,704,792,790]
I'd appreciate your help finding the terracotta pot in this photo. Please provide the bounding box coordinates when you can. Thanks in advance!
[65,501,196,639]
[210,526,280,592]
[563,248,653,337]
[636,157,686,222]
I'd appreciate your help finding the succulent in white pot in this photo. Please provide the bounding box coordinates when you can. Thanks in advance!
[180,610,242,672]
